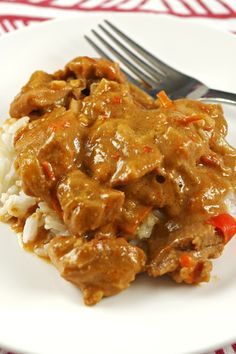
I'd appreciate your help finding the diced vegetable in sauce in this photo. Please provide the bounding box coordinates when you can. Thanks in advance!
[207,213,236,243]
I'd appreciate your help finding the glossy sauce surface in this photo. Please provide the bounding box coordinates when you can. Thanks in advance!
[10,57,236,305]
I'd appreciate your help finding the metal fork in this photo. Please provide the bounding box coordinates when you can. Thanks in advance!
[85,20,236,105]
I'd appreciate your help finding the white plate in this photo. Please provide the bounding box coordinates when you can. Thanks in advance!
[0,14,236,354]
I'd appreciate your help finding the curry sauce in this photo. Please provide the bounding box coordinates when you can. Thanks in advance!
[7,56,236,305]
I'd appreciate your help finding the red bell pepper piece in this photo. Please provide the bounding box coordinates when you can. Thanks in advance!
[206,213,236,243]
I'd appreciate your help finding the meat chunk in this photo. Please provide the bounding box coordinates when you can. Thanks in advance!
[14,108,82,205]
[86,119,162,186]
[80,79,131,125]
[59,56,125,83]
[10,71,72,118]
[48,236,146,305]
[147,221,224,284]
[57,170,124,235]
[122,172,183,214]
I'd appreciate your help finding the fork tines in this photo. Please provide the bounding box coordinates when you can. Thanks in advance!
[84,20,178,92]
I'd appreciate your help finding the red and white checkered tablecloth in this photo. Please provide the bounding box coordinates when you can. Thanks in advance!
[0,1,236,354]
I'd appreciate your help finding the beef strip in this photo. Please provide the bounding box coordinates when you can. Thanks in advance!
[14,108,83,206]
[56,56,126,84]
[48,236,146,305]
[147,221,224,283]
[10,71,72,118]
[86,118,162,186]
[57,170,124,235]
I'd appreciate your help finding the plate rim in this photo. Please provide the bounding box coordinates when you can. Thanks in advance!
[0,13,236,354]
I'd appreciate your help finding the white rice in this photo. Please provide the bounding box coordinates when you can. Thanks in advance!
[136,212,159,240]
[0,117,69,252]
[22,209,44,243]
[224,191,236,217]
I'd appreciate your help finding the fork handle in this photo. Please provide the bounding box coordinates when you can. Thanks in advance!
[200,89,236,106]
